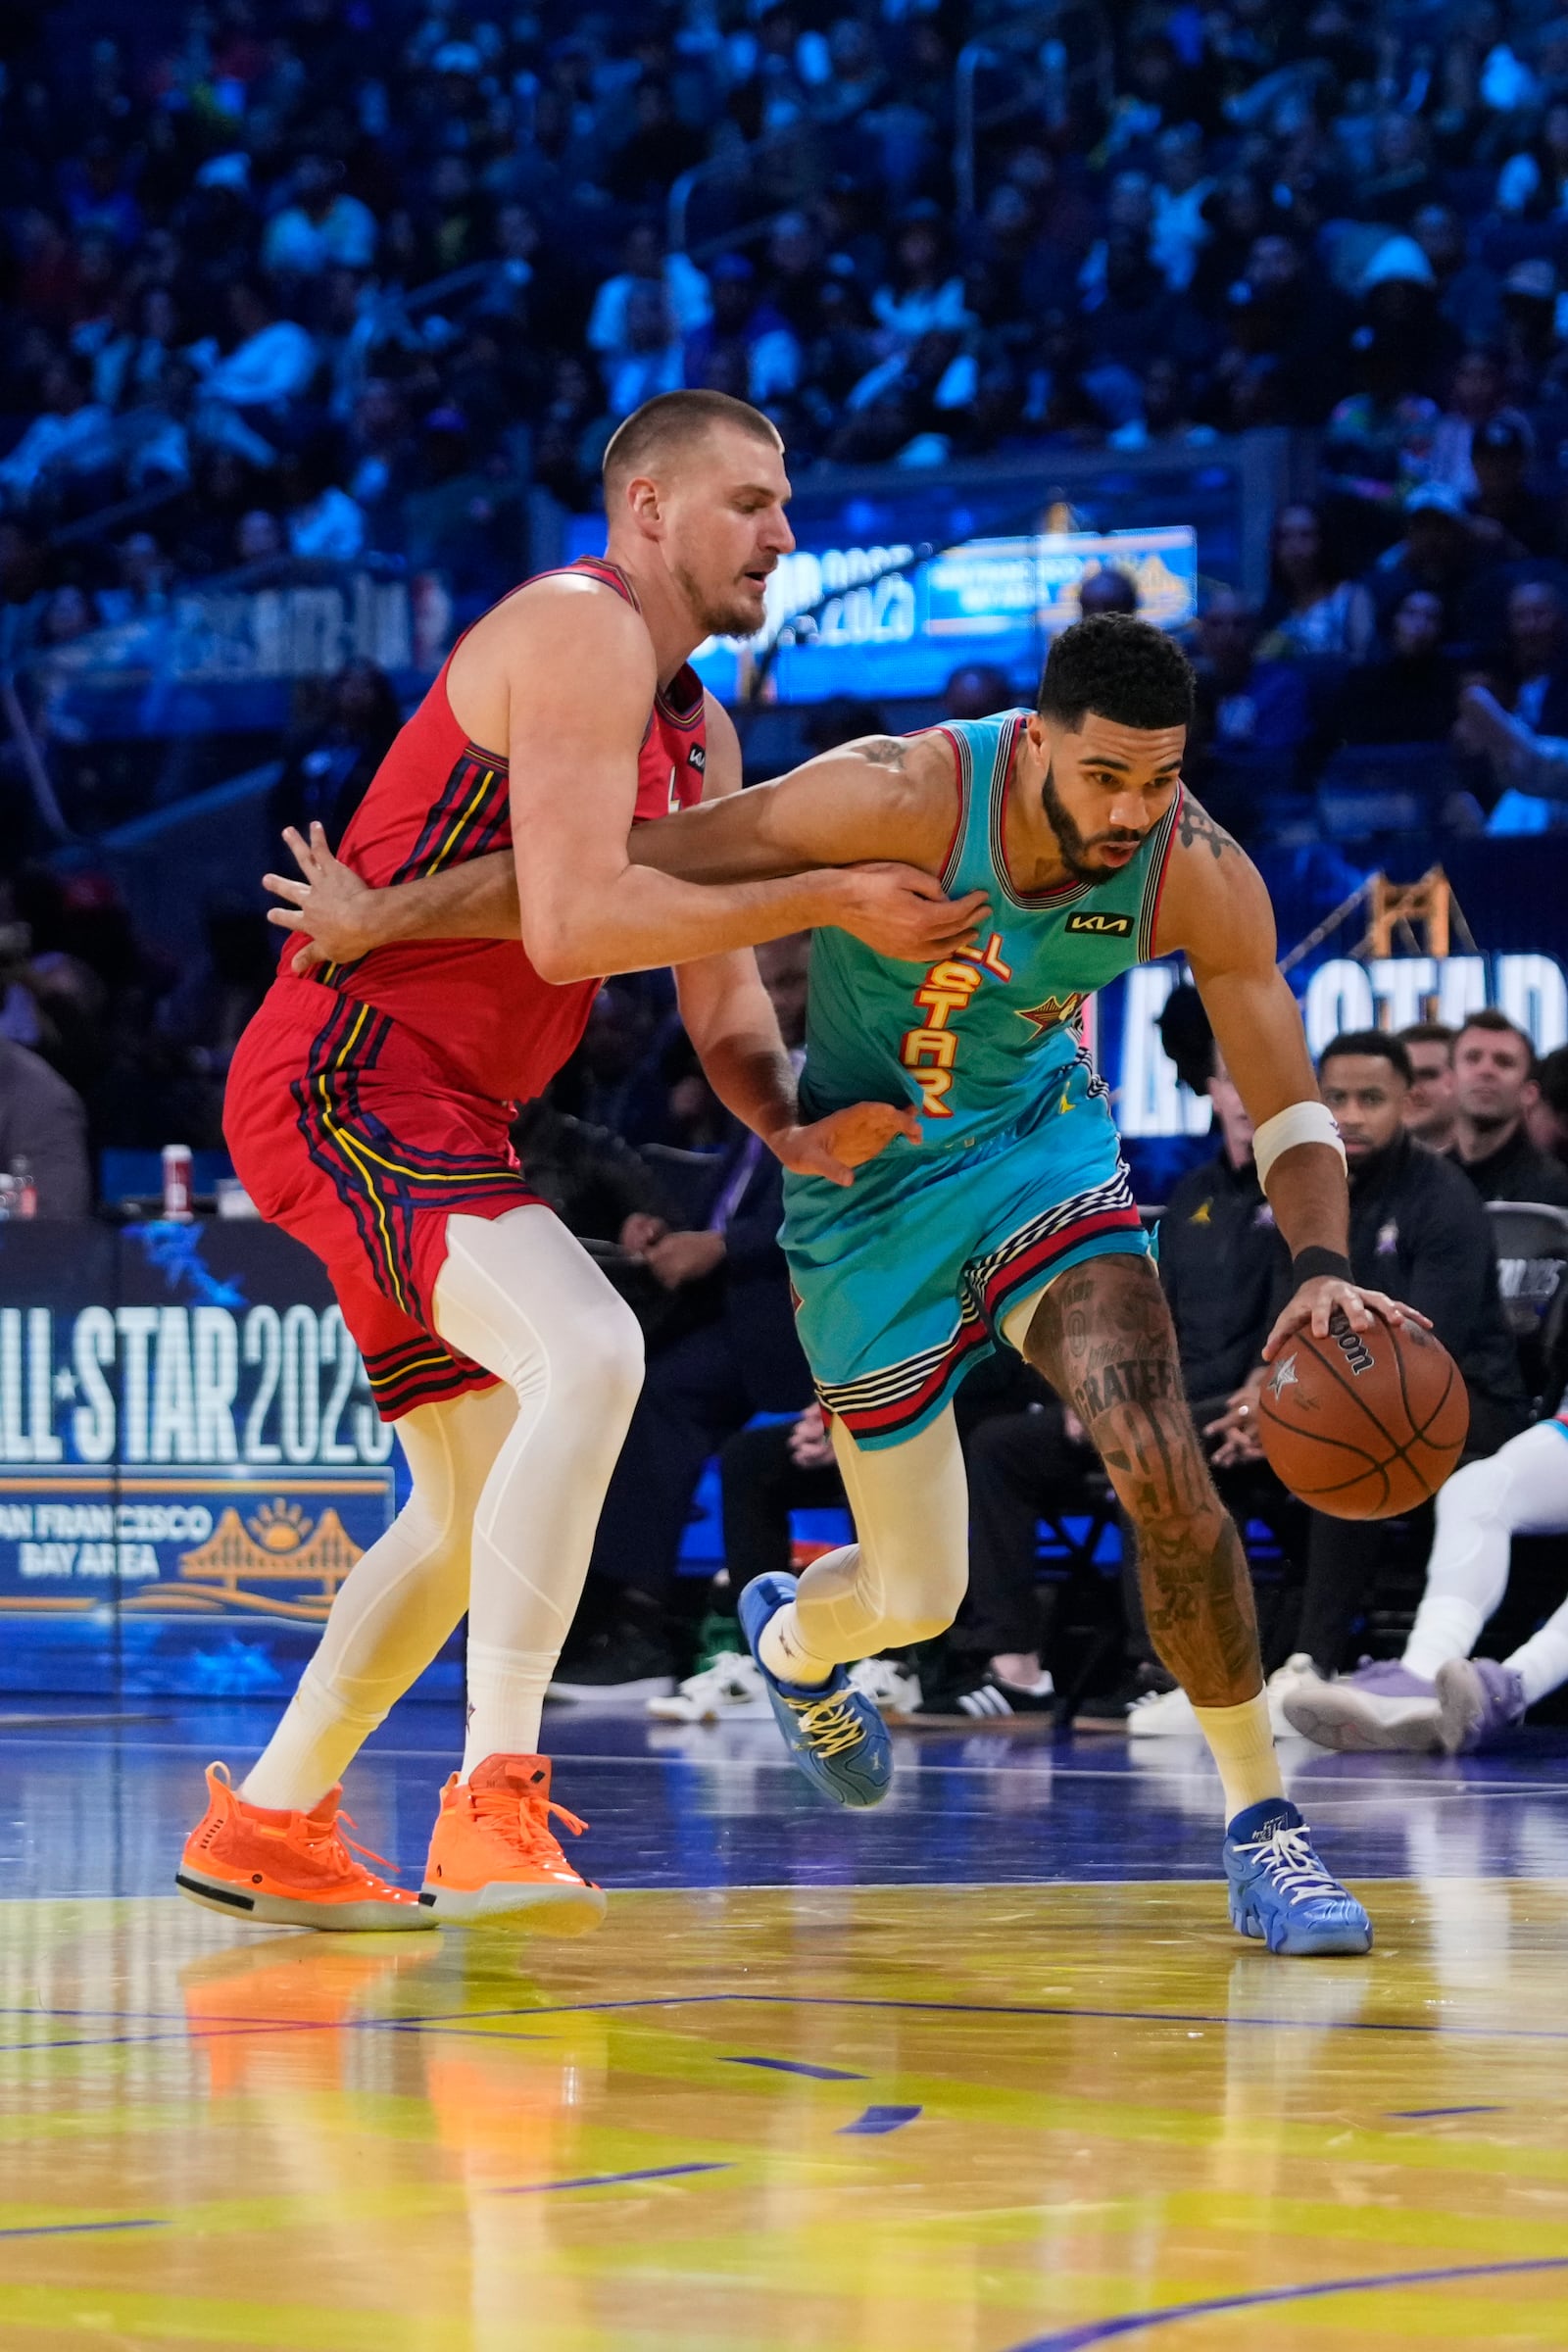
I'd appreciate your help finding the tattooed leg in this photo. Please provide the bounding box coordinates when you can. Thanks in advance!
[1020,1254,1264,1708]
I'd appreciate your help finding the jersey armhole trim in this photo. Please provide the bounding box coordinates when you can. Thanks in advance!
[1138,784,1184,961]
[929,726,970,894]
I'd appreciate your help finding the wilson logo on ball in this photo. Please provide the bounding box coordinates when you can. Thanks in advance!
[1329,1310,1375,1376]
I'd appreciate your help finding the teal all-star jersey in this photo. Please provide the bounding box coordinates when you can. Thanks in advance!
[784,708,1183,1448]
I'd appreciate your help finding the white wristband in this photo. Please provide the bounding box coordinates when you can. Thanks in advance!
[1252,1099,1347,1191]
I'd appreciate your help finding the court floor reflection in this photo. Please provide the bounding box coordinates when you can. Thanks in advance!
[3,1701,1568,1901]
[1,1879,1566,2349]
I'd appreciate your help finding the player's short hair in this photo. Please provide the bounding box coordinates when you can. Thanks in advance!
[1320,1030,1413,1085]
[1457,1004,1538,1076]
[1397,1020,1455,1053]
[1037,613,1195,732]
[602,390,782,501]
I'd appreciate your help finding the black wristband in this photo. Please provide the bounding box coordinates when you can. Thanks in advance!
[1292,1247,1353,1288]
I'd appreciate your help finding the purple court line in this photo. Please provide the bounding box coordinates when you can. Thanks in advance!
[364,1990,1568,2047]
[491,2163,729,2197]
[0,2002,559,2056]
[11,1990,1568,2057]
[839,2105,921,2134]
[1002,2254,1568,2350]
[1388,2104,1504,2119]
[0,2218,167,2243]
[722,2055,867,2082]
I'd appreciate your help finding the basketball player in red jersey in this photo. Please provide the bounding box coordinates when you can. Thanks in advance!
[178,390,986,1933]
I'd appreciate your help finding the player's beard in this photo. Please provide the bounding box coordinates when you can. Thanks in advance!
[1040,762,1146,884]
[672,558,764,641]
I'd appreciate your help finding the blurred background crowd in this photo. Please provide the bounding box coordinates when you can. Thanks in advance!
[4,0,1568,1717]
[9,0,1568,1158]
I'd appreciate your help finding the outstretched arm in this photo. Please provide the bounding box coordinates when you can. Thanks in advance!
[266,826,518,974]
[504,603,980,979]
[1156,804,1421,1356]
[627,730,967,883]
[265,719,986,975]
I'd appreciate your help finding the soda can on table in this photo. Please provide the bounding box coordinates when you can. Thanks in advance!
[161,1143,194,1222]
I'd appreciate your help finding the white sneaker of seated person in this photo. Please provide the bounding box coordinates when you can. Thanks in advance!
[646,1651,768,1724]
[1128,1655,1318,1740]
[847,1655,922,1714]
[1281,1658,1443,1753]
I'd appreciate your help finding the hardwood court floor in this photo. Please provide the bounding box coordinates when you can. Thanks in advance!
[1,1711,1567,2349]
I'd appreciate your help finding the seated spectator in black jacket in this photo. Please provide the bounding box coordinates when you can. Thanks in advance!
[1398,1020,1458,1152]
[1527,1044,1568,1173]
[0,1035,91,1216]
[1336,589,1459,744]
[556,936,817,1696]
[1446,1009,1568,1207]
[510,1097,668,1263]
[717,1400,845,1600]
[1272,1030,1530,1673]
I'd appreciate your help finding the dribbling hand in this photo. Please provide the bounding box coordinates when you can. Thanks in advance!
[768,1100,922,1188]
[1261,1275,1430,1364]
[264,823,382,973]
[829,863,992,962]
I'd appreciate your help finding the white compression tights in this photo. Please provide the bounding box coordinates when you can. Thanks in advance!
[786,1405,971,1664]
[242,1206,644,1810]
[1403,1420,1568,1688]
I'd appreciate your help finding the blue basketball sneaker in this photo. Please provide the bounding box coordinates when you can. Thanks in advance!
[1222,1798,1373,1956]
[738,1573,891,1808]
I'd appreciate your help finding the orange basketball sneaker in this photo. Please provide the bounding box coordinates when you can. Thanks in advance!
[177,1763,432,1931]
[420,1754,608,1930]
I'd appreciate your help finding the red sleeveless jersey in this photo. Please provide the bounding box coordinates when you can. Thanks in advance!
[286,558,708,1103]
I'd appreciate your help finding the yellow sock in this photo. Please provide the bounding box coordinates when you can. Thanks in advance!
[1191,1690,1282,1822]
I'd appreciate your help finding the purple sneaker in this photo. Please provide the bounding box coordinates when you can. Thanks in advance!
[1435,1657,1527,1755]
[1282,1658,1442,1753]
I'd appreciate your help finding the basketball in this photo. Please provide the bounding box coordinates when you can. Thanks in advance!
[1256,1310,1469,1519]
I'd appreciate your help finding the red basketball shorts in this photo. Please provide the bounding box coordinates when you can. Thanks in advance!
[224,978,543,1419]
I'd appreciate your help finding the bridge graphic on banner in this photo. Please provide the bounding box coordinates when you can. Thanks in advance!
[149,1498,366,1620]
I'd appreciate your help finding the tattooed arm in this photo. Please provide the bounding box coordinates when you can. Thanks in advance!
[1155,806,1413,1355]
[627,732,965,883]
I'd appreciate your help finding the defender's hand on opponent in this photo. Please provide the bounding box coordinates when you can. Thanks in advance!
[766,1099,923,1189]
[1261,1275,1430,1363]
[825,863,991,962]
[264,824,380,972]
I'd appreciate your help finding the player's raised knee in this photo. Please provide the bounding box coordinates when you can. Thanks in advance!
[570,1289,645,1411]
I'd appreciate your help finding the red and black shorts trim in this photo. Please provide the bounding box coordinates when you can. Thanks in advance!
[359,1333,492,1419]
[815,1174,1148,1447]
[291,994,537,1327]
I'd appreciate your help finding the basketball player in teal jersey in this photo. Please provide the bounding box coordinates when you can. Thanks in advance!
[624,614,1425,1957]
[271,614,1413,1954]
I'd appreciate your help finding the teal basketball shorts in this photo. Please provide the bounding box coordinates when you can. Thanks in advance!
[781,1053,1150,1450]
